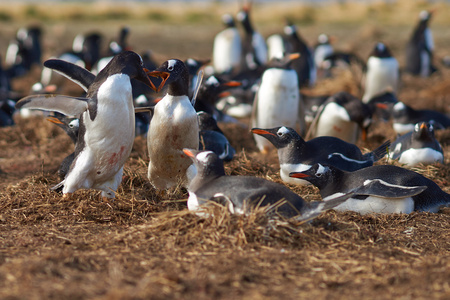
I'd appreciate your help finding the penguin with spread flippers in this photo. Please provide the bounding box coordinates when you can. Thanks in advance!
[15,51,155,198]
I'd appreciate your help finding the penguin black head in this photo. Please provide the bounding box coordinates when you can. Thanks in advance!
[370,42,393,58]
[413,122,435,142]
[46,114,79,144]
[222,14,236,28]
[183,148,226,178]
[289,163,335,190]
[146,59,189,96]
[101,51,155,91]
[252,126,303,149]
[267,53,301,69]
[197,111,223,133]
[419,10,433,22]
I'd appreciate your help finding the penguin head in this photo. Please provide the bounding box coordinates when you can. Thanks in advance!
[413,122,435,142]
[146,59,189,96]
[251,126,303,149]
[106,51,156,91]
[183,148,226,178]
[267,53,301,69]
[222,14,236,28]
[197,111,222,133]
[289,163,333,189]
[419,10,432,21]
[46,114,79,143]
[370,42,393,58]
[317,34,330,45]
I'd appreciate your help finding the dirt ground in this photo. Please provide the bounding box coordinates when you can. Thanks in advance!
[1,4,450,300]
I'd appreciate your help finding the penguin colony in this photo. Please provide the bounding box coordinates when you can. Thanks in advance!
[2,5,450,219]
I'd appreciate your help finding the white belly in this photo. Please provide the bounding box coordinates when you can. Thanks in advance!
[148,95,199,189]
[398,148,444,166]
[315,102,359,143]
[331,195,415,214]
[213,28,242,73]
[253,69,300,152]
[362,57,399,102]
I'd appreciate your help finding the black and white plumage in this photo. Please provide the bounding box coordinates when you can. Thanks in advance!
[236,4,268,71]
[198,111,235,162]
[405,10,437,77]
[212,14,242,74]
[308,91,373,144]
[15,51,155,198]
[251,53,305,153]
[389,122,443,166]
[184,149,354,221]
[252,126,389,186]
[362,42,399,103]
[391,101,450,135]
[313,34,334,74]
[283,23,316,87]
[46,114,80,180]
[290,163,450,214]
[146,59,199,190]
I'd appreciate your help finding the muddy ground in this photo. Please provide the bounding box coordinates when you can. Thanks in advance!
[0,6,450,300]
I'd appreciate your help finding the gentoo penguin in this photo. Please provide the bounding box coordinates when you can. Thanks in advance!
[301,93,329,124]
[313,33,334,77]
[15,51,155,198]
[366,91,398,122]
[283,23,316,87]
[212,14,242,74]
[198,111,235,162]
[290,163,450,214]
[5,25,42,79]
[389,122,444,166]
[146,59,199,190]
[251,53,305,153]
[405,10,437,77]
[362,42,399,103]
[46,114,80,180]
[391,101,450,135]
[308,91,373,144]
[236,3,268,71]
[183,149,354,221]
[252,126,389,185]
[194,75,241,122]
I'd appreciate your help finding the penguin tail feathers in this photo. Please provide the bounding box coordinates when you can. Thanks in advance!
[363,140,391,162]
[293,192,354,223]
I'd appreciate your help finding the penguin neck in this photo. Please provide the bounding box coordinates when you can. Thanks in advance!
[190,163,225,192]
[278,138,307,164]
[166,80,189,97]
[320,168,346,198]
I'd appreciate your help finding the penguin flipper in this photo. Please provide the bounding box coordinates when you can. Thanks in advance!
[352,179,427,199]
[44,59,95,92]
[15,94,88,117]
[294,192,355,223]
[250,89,259,129]
[191,69,204,107]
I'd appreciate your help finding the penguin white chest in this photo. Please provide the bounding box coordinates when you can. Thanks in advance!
[363,57,399,102]
[84,74,135,176]
[213,28,242,73]
[148,95,199,189]
[315,102,358,143]
[329,194,415,214]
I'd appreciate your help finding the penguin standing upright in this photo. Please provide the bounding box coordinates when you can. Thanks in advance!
[313,33,334,78]
[15,51,155,199]
[405,10,437,77]
[283,23,316,87]
[212,14,242,74]
[251,53,305,153]
[308,91,373,144]
[146,59,199,190]
[362,42,399,103]
[236,3,268,71]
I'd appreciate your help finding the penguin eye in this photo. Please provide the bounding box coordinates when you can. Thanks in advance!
[277,132,283,137]
[316,173,322,177]
[69,124,74,128]
[168,66,174,71]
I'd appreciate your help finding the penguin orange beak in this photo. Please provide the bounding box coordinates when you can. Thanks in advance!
[46,116,64,125]
[375,103,389,110]
[420,122,428,130]
[251,128,276,137]
[289,172,309,179]
[288,53,301,61]
[145,69,170,92]
[361,127,368,141]
[183,148,195,158]
[142,68,158,91]
[222,81,242,87]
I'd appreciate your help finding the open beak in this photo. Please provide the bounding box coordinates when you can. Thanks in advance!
[289,172,309,179]
[142,68,158,91]
[182,148,195,158]
[420,122,428,130]
[145,69,170,92]
[251,128,276,137]
[46,116,64,125]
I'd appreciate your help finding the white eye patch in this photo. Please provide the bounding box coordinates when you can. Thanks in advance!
[205,76,219,86]
[277,126,290,135]
[69,119,79,128]
[316,164,328,176]
[393,102,405,111]
[167,59,177,70]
